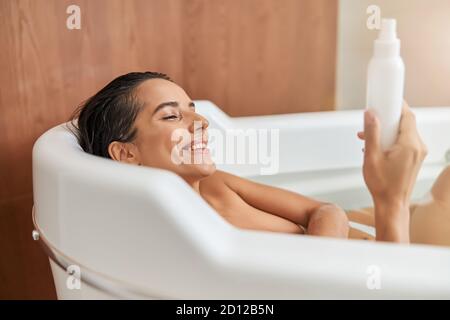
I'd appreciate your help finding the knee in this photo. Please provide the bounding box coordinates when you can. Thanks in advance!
[325,204,350,235]
[308,203,349,238]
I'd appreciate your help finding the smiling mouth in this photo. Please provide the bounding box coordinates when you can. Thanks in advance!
[181,140,209,152]
[191,142,207,151]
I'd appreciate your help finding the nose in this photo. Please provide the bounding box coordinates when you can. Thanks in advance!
[188,112,209,134]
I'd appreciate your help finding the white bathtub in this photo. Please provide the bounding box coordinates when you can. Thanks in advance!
[32,100,450,299]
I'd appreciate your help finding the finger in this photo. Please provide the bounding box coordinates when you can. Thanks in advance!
[357,131,365,140]
[364,109,381,160]
[397,102,420,144]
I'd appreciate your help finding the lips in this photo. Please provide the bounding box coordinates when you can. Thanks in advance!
[191,142,207,150]
[181,138,209,152]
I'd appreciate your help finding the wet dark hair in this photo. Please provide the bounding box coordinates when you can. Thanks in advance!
[70,71,172,158]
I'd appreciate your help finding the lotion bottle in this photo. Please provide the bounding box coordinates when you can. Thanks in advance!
[366,18,405,151]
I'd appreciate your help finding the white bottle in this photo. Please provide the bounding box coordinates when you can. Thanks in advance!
[366,18,405,151]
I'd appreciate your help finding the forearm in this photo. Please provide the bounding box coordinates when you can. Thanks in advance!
[306,204,349,238]
[374,199,410,243]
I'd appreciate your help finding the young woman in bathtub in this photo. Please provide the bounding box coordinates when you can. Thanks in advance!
[71,72,450,245]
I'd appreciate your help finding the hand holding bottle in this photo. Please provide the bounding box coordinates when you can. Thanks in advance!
[357,101,428,242]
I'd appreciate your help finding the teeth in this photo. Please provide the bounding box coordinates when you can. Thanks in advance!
[191,143,206,150]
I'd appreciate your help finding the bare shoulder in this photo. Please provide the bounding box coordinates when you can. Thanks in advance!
[199,170,235,193]
[198,171,241,208]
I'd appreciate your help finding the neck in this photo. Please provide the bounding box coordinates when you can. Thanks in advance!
[191,180,201,194]
[184,177,201,194]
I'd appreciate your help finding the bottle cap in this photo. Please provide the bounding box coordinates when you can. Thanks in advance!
[374,18,400,57]
[378,19,397,41]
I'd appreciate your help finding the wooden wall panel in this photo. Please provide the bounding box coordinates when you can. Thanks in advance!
[181,0,338,115]
[0,0,337,299]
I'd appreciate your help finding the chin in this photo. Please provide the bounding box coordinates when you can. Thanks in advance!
[194,162,216,178]
[180,149,216,178]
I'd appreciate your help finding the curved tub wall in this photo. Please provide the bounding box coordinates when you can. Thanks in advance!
[32,101,450,299]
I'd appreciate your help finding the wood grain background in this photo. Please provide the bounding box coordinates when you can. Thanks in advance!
[0,0,337,299]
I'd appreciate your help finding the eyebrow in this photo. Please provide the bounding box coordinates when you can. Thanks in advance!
[152,101,196,115]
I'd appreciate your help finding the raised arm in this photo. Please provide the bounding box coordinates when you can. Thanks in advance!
[359,101,428,243]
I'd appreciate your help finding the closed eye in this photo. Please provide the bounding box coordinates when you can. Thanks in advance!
[162,114,180,120]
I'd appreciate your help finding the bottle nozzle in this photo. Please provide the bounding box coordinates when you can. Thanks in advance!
[378,19,397,41]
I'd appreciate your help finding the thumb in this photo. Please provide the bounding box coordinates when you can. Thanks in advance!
[364,109,381,161]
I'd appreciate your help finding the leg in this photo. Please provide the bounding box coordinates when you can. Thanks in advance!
[346,207,375,241]
[347,165,450,246]
[347,207,375,227]
[346,205,421,241]
[346,205,418,227]
[348,226,375,241]
[410,165,450,246]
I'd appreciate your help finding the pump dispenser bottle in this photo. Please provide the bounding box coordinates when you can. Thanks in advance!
[366,18,405,151]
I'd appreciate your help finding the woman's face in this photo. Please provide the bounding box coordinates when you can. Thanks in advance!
[109,79,216,183]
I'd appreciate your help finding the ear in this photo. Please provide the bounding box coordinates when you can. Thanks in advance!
[108,141,141,165]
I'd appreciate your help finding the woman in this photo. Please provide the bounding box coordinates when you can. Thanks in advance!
[71,71,450,244]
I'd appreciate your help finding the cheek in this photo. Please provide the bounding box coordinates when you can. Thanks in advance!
[138,129,178,165]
